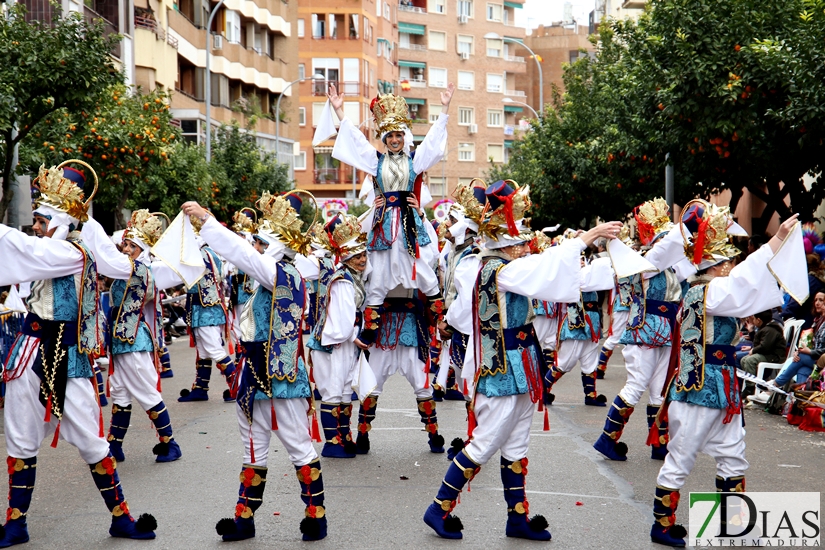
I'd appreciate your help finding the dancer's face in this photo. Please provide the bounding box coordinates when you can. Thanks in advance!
[385,131,405,154]
[122,239,143,260]
[32,215,56,238]
[345,251,367,272]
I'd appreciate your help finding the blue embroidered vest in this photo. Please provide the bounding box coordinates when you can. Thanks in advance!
[229,270,255,307]
[305,257,336,337]
[110,260,159,356]
[619,270,680,347]
[307,268,354,354]
[614,276,634,313]
[559,291,600,342]
[186,246,226,328]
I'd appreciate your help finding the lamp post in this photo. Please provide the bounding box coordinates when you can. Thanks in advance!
[502,97,539,118]
[441,143,471,199]
[484,32,543,115]
[204,0,226,162]
[275,74,325,167]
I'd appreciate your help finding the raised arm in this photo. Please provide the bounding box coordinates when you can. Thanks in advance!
[411,83,454,174]
[0,224,83,285]
[329,84,379,176]
[80,217,133,280]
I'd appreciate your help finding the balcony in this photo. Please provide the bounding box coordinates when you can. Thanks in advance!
[399,43,427,52]
[398,4,427,14]
[408,79,427,88]
[313,168,356,185]
[622,0,647,7]
[83,5,121,59]
[504,55,525,62]
[312,80,370,97]
[505,89,527,98]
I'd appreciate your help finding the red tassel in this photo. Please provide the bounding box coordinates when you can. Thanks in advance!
[467,482,471,492]
[189,328,195,348]
[271,402,279,431]
[424,360,430,390]
[463,379,468,396]
[538,399,544,412]
[412,258,417,281]
[543,407,550,431]
[457,493,461,504]
[228,338,235,356]
[44,394,52,422]
[467,409,476,438]
[311,412,322,442]
[99,403,105,437]
[51,421,61,448]
[249,435,256,464]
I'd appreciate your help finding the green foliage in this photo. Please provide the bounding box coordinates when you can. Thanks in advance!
[137,140,211,219]
[0,3,122,221]
[492,0,825,231]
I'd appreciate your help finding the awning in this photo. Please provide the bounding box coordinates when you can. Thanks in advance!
[313,146,334,154]
[504,140,515,147]
[505,36,524,44]
[504,1,523,9]
[405,97,425,105]
[504,105,523,113]
[398,22,425,35]
[399,60,427,69]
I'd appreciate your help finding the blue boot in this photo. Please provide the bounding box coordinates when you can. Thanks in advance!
[178,359,211,402]
[296,460,327,541]
[339,403,358,456]
[417,397,445,453]
[107,404,132,463]
[148,402,182,463]
[593,395,633,461]
[355,395,378,455]
[716,475,746,536]
[215,465,267,541]
[158,346,174,378]
[647,404,669,461]
[94,363,108,406]
[89,453,157,539]
[320,402,355,459]
[444,368,465,400]
[582,371,607,407]
[423,450,479,539]
[216,356,236,402]
[650,485,686,547]
[0,457,36,548]
[501,457,551,540]
[596,346,613,379]
[543,365,565,405]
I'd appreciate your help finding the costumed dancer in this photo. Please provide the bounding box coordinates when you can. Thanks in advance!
[0,162,157,546]
[80,211,183,463]
[178,214,236,403]
[647,202,804,547]
[528,230,559,405]
[228,209,258,364]
[593,199,695,462]
[543,249,615,407]
[423,180,623,541]
[308,214,368,459]
[182,194,329,542]
[325,83,454,345]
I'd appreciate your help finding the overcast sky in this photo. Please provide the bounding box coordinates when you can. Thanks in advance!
[517,0,594,31]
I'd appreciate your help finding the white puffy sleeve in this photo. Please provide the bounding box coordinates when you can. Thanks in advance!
[198,217,279,291]
[80,217,133,279]
[151,261,184,290]
[705,244,785,317]
[320,280,357,346]
[445,255,480,336]
[332,118,379,176]
[0,224,84,284]
[580,256,615,292]
[294,254,321,282]
[643,228,689,279]
[497,238,586,302]
[411,113,449,174]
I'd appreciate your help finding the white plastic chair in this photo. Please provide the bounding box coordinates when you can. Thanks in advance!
[748,319,804,403]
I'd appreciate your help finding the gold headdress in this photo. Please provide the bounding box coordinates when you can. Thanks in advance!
[232,208,257,234]
[123,210,166,248]
[480,180,532,242]
[325,213,367,260]
[528,230,553,254]
[189,210,211,235]
[451,178,487,228]
[255,190,318,255]
[633,197,673,246]
[31,160,98,222]
[370,94,413,139]
[680,198,741,267]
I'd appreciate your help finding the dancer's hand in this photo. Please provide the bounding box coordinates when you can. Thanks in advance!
[579,221,623,246]
[182,201,208,221]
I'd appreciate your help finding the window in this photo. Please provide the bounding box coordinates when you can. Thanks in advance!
[458,143,474,162]
[428,31,446,51]
[486,38,502,57]
[311,14,325,38]
[457,71,474,90]
[428,176,445,197]
[297,19,305,38]
[487,144,504,163]
[225,10,241,44]
[457,34,473,55]
[486,3,502,21]
[429,104,443,123]
[295,151,307,170]
[458,0,473,17]
[429,0,445,14]
[298,107,306,126]
[298,63,305,80]
[376,0,381,16]
[312,102,328,126]
[343,101,360,125]
[429,67,447,88]
[458,177,474,187]
[486,73,503,93]
[384,2,390,20]
[458,107,474,125]
[487,109,503,127]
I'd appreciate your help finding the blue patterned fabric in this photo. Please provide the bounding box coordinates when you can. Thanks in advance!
[620,271,675,347]
[51,275,78,321]
[307,267,353,354]
[533,300,555,317]
[614,276,634,313]
[187,247,226,328]
[109,273,155,356]
[559,291,600,341]
[305,257,336,335]
[375,297,430,363]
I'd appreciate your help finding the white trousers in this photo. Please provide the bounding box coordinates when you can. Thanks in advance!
[194,325,229,361]
[603,309,630,350]
[5,336,109,464]
[311,342,357,403]
[369,345,432,399]
[465,393,534,465]
[109,351,163,411]
[231,304,243,343]
[365,249,439,305]
[533,316,558,351]
[236,398,318,468]
[618,345,670,407]
[556,339,600,375]
[656,401,748,489]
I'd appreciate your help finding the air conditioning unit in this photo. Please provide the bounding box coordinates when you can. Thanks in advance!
[212,34,223,50]
[409,103,419,113]
[459,52,470,60]
[468,123,478,134]
[458,14,468,24]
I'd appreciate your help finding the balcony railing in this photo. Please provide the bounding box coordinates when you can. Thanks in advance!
[505,89,526,97]
[399,43,427,51]
[314,169,344,184]
[408,79,427,88]
[398,4,427,13]
[312,80,370,97]
[83,5,121,59]
[505,55,525,62]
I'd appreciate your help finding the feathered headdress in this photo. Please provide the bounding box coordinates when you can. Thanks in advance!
[232,208,258,234]
[451,178,487,229]
[370,93,413,140]
[528,230,554,254]
[123,210,167,249]
[479,180,532,246]
[256,190,317,255]
[324,213,367,261]
[633,197,673,246]
[680,198,743,269]
[31,160,98,222]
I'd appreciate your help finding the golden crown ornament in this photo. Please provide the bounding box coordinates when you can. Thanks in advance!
[123,210,166,248]
[232,208,258,234]
[31,160,99,222]
[370,94,413,139]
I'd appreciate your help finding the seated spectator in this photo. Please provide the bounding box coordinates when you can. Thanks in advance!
[739,310,786,396]
[772,291,825,387]
[735,315,756,365]
[781,255,825,329]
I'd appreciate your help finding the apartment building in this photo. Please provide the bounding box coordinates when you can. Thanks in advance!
[133,0,299,174]
[594,0,646,24]
[395,0,527,200]
[293,0,397,199]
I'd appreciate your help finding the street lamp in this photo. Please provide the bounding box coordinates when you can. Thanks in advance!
[484,32,543,115]
[205,0,226,162]
[276,74,325,166]
[441,143,472,199]
[502,97,539,118]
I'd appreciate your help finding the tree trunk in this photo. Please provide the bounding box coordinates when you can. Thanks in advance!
[114,185,130,230]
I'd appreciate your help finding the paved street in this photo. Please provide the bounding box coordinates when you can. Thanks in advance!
[2,338,823,549]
